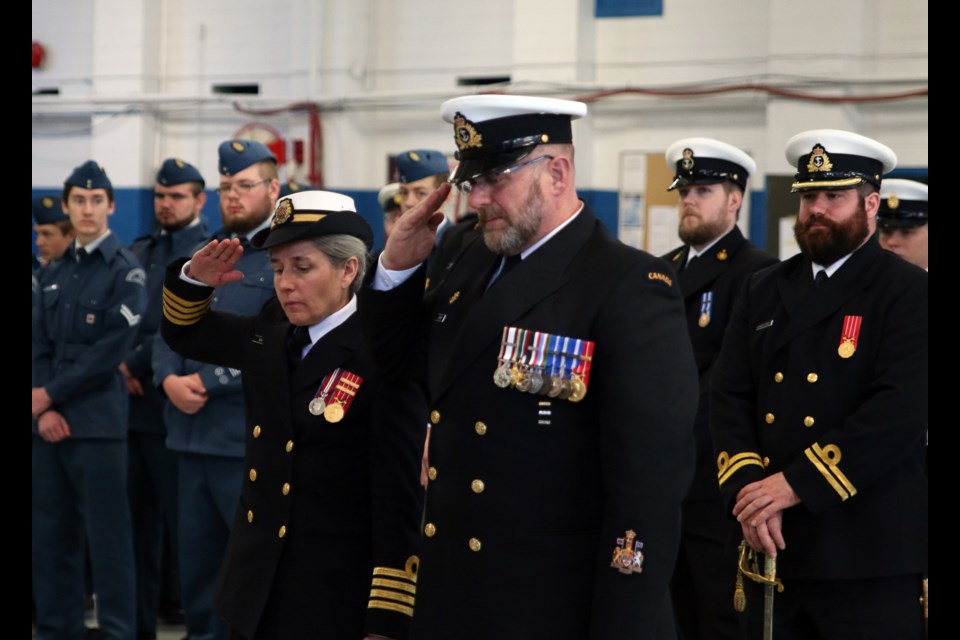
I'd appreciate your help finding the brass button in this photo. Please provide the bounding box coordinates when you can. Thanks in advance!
[762,457,770,467]
[774,372,784,383]
[249,468,257,482]
[475,421,487,436]
[807,373,819,383]
[247,510,254,523]
[468,537,482,552]
[424,523,436,537]
[430,410,441,425]
[764,413,775,424]
[252,425,262,438]
[804,416,815,427]
[278,525,287,538]
[282,482,291,495]
[471,479,485,494]
[285,440,294,453]
[428,467,438,481]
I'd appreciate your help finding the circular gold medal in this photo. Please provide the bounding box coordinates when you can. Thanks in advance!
[698,313,710,328]
[837,340,856,359]
[308,397,326,416]
[569,375,586,402]
[557,378,573,400]
[324,402,345,423]
[493,364,513,388]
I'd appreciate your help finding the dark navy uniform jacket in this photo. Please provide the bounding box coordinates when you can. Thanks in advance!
[152,232,275,457]
[361,205,698,640]
[662,226,778,505]
[126,222,208,433]
[710,235,927,580]
[33,233,147,438]
[160,263,425,640]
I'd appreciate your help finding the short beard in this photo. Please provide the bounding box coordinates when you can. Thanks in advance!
[479,178,544,256]
[678,213,729,247]
[159,216,195,233]
[794,200,870,266]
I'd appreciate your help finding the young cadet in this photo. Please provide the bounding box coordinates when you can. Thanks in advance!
[152,140,278,640]
[711,130,927,639]
[124,158,210,639]
[33,160,147,640]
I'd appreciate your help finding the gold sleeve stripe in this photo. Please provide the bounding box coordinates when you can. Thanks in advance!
[369,588,416,606]
[718,452,764,486]
[162,287,213,310]
[162,293,212,326]
[804,443,857,500]
[372,556,419,583]
[371,577,417,594]
[368,600,413,617]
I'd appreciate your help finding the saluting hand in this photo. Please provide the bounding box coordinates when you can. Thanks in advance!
[186,238,246,287]
[381,183,450,271]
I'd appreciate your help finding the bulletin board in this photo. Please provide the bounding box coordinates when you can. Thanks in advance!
[617,150,681,255]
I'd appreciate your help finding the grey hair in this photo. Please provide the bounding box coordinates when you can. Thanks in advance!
[309,234,369,296]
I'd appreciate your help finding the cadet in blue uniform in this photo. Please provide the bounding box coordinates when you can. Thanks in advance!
[160,190,425,640]
[33,191,74,269]
[32,160,148,640]
[124,158,209,639]
[711,130,927,639]
[152,140,278,640]
[362,95,698,640]
[660,138,778,640]
[877,178,928,271]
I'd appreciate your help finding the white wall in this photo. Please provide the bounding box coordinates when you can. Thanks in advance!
[33,0,927,194]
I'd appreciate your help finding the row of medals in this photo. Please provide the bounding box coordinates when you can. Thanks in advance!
[308,397,345,422]
[493,362,587,402]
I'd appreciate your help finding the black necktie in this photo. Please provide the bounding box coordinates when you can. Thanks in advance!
[76,247,88,263]
[685,254,698,270]
[814,270,828,287]
[487,254,522,290]
[287,326,311,368]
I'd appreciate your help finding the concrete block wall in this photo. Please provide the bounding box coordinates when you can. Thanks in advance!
[33,0,927,249]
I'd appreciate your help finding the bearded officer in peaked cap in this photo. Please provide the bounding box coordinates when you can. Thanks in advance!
[710,129,927,639]
[661,137,777,640]
[361,94,698,640]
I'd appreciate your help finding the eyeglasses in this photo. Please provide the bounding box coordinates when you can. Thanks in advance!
[454,155,553,194]
[217,178,270,196]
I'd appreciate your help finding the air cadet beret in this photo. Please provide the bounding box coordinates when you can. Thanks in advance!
[156,158,205,188]
[279,180,311,198]
[251,189,374,251]
[377,182,401,211]
[64,160,112,190]
[785,129,897,192]
[665,137,757,192]
[218,139,277,176]
[440,94,587,185]
[877,179,928,229]
[395,150,449,184]
[32,191,68,225]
